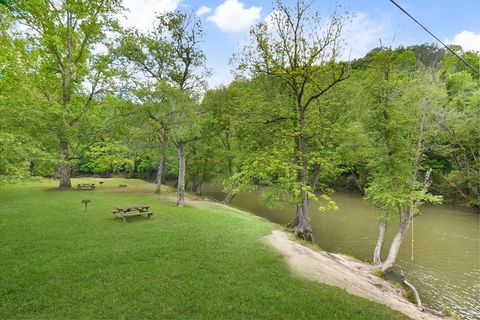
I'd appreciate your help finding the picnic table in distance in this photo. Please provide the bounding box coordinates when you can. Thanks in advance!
[76,183,95,190]
[112,204,153,222]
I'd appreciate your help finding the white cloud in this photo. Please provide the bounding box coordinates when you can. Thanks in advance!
[340,12,392,60]
[196,5,212,17]
[207,0,262,33]
[446,31,480,52]
[120,0,181,31]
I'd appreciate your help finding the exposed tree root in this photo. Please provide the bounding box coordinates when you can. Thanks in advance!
[401,270,424,311]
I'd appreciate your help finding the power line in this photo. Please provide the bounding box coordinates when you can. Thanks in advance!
[389,0,480,77]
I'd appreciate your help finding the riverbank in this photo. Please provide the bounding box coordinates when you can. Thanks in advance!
[197,201,449,320]
[161,188,450,319]
[202,184,479,319]
[264,230,447,320]
[0,178,438,319]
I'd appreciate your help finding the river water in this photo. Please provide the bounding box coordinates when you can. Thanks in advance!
[203,185,480,319]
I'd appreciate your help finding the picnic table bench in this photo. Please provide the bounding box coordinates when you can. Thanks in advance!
[76,183,95,190]
[112,204,153,222]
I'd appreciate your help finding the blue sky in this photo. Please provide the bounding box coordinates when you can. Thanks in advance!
[121,0,480,88]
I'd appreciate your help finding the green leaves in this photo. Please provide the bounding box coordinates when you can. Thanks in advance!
[79,142,134,175]
[357,48,447,213]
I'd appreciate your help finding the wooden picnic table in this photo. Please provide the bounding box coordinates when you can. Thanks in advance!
[112,204,153,222]
[76,183,95,190]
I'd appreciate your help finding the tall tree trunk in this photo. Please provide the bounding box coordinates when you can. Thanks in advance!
[59,34,72,189]
[176,143,186,207]
[381,209,411,273]
[194,156,208,196]
[155,156,166,193]
[291,106,314,242]
[195,181,202,196]
[222,191,235,204]
[58,135,71,189]
[29,161,35,176]
[155,131,168,193]
[373,217,387,265]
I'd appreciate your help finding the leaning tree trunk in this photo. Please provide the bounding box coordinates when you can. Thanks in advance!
[58,136,71,189]
[381,210,411,273]
[373,217,387,265]
[176,143,186,207]
[222,191,235,204]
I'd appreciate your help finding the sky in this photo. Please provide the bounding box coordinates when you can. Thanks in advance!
[120,0,480,88]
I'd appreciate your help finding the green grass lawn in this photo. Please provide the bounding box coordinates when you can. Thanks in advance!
[0,178,409,319]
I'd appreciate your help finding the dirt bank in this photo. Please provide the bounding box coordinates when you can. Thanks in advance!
[264,230,448,320]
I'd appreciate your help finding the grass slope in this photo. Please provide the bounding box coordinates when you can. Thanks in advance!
[0,178,409,319]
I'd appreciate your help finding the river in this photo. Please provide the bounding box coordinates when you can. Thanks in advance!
[203,185,480,319]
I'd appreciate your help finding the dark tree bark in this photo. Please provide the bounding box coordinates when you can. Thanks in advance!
[155,156,166,193]
[191,181,202,195]
[292,202,315,243]
[58,136,71,189]
[350,170,365,194]
[191,179,198,193]
[29,161,35,176]
[155,131,168,193]
[191,175,204,195]
[58,60,73,188]
[291,105,315,242]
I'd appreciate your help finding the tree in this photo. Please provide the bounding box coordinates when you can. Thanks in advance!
[433,68,480,212]
[116,25,175,193]
[117,10,206,205]
[159,11,206,206]
[5,0,122,188]
[360,49,442,272]
[200,81,253,203]
[237,0,348,241]
[0,8,56,183]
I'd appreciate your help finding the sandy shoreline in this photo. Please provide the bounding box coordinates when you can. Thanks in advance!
[264,230,449,320]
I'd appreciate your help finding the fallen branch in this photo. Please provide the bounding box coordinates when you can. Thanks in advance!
[401,270,424,311]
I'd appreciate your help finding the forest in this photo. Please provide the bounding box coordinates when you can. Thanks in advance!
[1,0,479,272]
